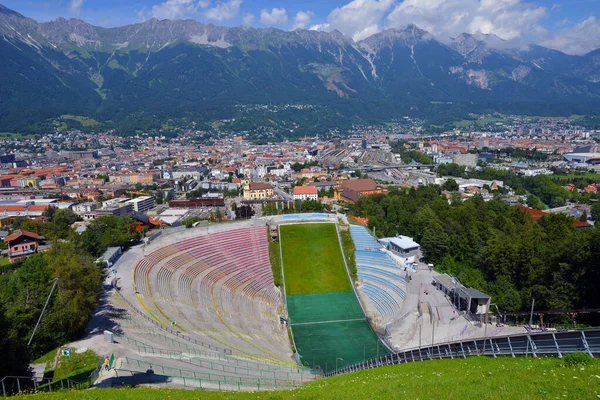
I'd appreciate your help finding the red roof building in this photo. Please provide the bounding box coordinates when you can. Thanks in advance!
[293,185,318,201]
[5,229,47,263]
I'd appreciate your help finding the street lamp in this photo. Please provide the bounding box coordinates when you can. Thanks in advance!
[336,357,343,371]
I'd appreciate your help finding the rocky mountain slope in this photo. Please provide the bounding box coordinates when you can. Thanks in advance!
[1,4,600,131]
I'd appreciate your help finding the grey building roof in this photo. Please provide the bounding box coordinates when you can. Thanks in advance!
[384,236,420,250]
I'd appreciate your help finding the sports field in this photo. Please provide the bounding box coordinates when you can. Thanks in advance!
[280,223,350,295]
[280,223,387,371]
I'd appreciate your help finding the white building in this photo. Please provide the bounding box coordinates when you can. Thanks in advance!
[72,202,97,217]
[126,196,155,214]
[293,186,318,201]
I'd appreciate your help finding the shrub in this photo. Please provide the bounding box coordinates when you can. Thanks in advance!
[563,352,592,367]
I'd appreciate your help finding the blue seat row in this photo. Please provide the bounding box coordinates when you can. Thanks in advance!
[350,226,383,250]
[357,266,407,286]
[362,282,400,319]
[358,272,407,299]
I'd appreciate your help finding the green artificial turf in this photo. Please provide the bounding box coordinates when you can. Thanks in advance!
[280,223,350,295]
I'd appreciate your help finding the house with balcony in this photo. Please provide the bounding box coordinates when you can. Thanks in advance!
[5,229,47,263]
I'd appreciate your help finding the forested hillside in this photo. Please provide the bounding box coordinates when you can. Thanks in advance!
[0,212,141,378]
[350,186,600,315]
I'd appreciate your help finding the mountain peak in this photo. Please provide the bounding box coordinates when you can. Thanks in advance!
[0,3,26,19]
[359,24,431,51]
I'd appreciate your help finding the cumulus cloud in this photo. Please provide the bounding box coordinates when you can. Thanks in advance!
[204,0,242,22]
[292,10,314,30]
[70,0,83,14]
[151,0,199,20]
[318,0,393,41]
[260,8,288,26]
[385,0,547,42]
[242,12,254,26]
[309,23,331,32]
[539,16,600,55]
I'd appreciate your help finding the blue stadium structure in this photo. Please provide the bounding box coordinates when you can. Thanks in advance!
[350,226,408,325]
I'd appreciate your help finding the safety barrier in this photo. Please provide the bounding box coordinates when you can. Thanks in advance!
[0,376,87,396]
[121,357,301,387]
[325,328,600,377]
[116,333,317,378]
[112,282,233,355]
[111,369,298,392]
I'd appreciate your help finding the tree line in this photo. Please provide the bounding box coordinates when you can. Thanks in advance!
[350,185,600,317]
[0,211,141,378]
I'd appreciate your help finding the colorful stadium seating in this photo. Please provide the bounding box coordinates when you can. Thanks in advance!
[350,226,408,324]
[132,226,290,364]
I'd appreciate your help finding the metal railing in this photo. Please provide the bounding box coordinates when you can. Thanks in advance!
[119,358,302,389]
[116,333,317,379]
[109,369,298,392]
[325,328,600,377]
[112,282,233,355]
[0,376,87,397]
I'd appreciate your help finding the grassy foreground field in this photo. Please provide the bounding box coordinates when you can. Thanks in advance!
[280,223,349,295]
[29,357,600,399]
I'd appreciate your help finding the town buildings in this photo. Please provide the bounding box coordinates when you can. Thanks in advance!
[293,186,318,201]
[243,182,274,200]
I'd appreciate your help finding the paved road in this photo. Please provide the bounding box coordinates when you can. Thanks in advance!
[273,187,293,202]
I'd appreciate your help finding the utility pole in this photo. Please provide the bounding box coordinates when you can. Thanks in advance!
[525,298,535,357]
[28,278,59,347]
[528,298,535,328]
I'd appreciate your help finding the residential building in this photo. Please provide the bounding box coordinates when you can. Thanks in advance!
[72,202,97,217]
[293,186,318,201]
[5,229,47,263]
[86,204,133,219]
[243,182,274,200]
[126,196,155,214]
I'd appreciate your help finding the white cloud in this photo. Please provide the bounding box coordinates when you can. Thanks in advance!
[540,16,600,55]
[292,10,314,30]
[260,8,288,26]
[242,13,254,26]
[204,0,242,22]
[198,0,211,8]
[320,0,394,41]
[309,23,331,32]
[385,0,547,42]
[151,0,198,20]
[70,0,83,15]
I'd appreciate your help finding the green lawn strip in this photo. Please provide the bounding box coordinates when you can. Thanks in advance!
[30,357,600,399]
[280,223,350,295]
[32,348,59,371]
[267,232,283,287]
[0,257,10,267]
[52,349,101,383]
[339,227,357,282]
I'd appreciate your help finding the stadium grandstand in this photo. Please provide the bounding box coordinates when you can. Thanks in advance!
[350,226,408,326]
[98,221,319,391]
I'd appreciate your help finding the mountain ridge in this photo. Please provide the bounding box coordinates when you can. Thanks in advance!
[1,4,600,132]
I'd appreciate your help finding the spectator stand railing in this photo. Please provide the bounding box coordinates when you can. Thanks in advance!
[325,328,600,377]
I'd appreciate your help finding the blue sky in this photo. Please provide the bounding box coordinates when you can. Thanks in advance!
[3,0,600,54]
